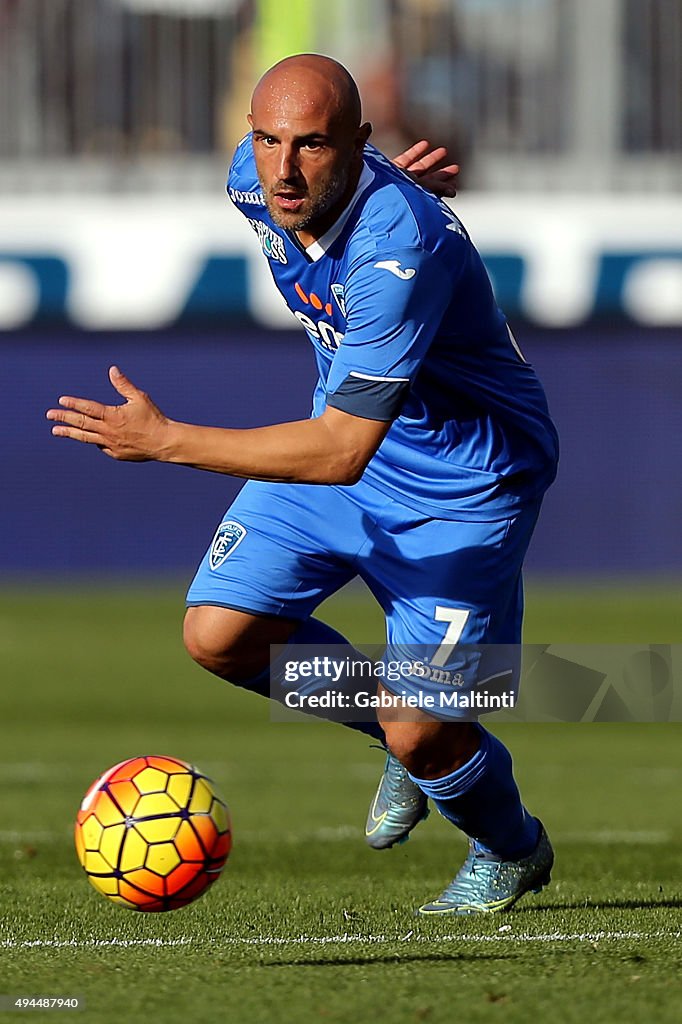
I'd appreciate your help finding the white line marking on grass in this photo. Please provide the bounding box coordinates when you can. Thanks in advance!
[240,826,360,843]
[2,931,680,950]
[555,830,671,845]
[0,826,673,846]
[0,830,64,842]
[0,938,193,949]
[0,763,86,782]
[221,930,682,947]
[0,764,54,782]
[239,827,674,845]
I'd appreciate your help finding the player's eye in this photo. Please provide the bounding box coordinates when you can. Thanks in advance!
[258,135,278,148]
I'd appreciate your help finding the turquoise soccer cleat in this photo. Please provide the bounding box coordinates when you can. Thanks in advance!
[365,753,429,849]
[418,821,554,915]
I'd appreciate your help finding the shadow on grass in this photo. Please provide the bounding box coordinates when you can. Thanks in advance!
[260,951,517,968]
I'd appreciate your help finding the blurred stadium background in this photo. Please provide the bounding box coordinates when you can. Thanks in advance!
[2,0,681,584]
[2,5,681,1018]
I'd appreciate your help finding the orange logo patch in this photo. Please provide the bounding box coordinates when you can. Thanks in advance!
[294,283,333,317]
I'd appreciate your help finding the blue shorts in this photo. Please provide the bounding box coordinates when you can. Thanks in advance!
[186,478,542,717]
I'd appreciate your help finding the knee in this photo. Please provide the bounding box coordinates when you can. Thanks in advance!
[182,607,243,679]
[381,720,480,778]
[183,605,295,683]
[381,722,433,774]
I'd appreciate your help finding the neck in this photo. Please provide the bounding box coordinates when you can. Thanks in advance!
[295,161,364,248]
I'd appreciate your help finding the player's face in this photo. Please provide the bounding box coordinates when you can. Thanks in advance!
[248,87,369,240]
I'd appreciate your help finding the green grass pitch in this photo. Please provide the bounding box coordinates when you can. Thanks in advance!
[1,581,681,1023]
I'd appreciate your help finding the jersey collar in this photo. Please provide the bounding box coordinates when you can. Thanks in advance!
[302,162,375,263]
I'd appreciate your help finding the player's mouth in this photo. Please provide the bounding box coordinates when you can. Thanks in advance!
[273,191,306,213]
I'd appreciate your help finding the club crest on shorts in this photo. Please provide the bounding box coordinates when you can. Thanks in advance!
[209,520,247,571]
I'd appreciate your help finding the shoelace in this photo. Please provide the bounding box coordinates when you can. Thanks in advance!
[383,755,428,811]
[440,847,500,899]
[382,755,412,804]
[369,747,424,809]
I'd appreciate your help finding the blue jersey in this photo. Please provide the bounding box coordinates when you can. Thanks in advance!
[228,137,558,519]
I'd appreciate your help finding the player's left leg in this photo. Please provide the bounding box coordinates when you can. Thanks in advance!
[361,495,553,913]
[364,744,430,851]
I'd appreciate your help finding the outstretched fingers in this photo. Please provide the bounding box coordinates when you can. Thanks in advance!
[409,147,450,174]
[46,400,108,444]
[49,395,106,420]
[394,141,459,176]
[46,368,161,461]
[393,139,432,168]
[392,140,460,198]
[49,421,105,445]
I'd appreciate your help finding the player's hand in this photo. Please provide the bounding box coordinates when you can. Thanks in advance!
[392,140,459,198]
[46,366,170,461]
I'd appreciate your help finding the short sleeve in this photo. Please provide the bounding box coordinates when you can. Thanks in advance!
[325,246,454,421]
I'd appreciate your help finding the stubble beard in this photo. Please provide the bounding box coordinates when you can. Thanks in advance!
[262,164,350,232]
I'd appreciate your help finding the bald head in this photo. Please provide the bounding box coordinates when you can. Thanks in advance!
[247,53,371,240]
[251,54,362,133]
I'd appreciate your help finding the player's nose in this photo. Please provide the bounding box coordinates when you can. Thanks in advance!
[276,144,300,182]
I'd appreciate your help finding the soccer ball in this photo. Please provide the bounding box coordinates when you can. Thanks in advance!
[74,755,231,912]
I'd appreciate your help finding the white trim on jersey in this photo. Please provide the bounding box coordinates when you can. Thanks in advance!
[349,371,411,382]
[304,163,376,263]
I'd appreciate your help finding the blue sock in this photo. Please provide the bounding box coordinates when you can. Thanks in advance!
[409,726,540,859]
[236,617,386,744]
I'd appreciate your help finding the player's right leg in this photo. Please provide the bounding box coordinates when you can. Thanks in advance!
[183,604,298,691]
[183,479,384,740]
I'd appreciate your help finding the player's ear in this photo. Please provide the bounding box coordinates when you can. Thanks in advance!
[355,121,372,153]
[247,112,254,129]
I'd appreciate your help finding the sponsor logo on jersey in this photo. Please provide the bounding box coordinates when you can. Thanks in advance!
[294,282,333,317]
[209,520,247,571]
[373,259,416,280]
[293,282,344,352]
[331,283,346,317]
[247,218,287,264]
[293,311,344,352]
[228,187,265,206]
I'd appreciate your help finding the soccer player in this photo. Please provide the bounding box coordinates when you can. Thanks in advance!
[48,53,559,914]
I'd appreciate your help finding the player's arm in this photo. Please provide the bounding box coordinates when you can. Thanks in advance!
[46,367,391,485]
[48,250,454,481]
